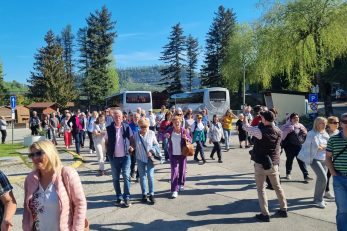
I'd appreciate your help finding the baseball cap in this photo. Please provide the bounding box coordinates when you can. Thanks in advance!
[260,111,275,122]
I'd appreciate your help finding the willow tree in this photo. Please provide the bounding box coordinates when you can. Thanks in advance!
[222,23,256,105]
[255,0,347,116]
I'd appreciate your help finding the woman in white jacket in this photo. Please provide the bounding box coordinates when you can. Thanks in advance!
[209,115,224,163]
[299,117,330,208]
[93,115,107,176]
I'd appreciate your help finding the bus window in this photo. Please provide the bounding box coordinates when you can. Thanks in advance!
[209,91,226,102]
[126,93,151,103]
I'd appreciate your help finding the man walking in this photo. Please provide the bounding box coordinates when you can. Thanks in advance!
[29,111,40,136]
[243,111,288,222]
[0,170,17,231]
[326,112,347,231]
[105,109,135,207]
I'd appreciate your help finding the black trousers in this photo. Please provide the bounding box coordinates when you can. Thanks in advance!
[326,169,332,192]
[284,146,308,177]
[87,131,95,151]
[194,141,205,160]
[31,125,39,136]
[210,142,221,160]
[1,130,6,143]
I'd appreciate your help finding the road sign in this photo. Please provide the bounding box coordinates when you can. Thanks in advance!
[10,95,16,109]
[308,93,318,103]
[310,102,318,111]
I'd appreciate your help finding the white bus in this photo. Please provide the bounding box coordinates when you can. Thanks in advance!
[105,91,153,113]
[170,87,230,116]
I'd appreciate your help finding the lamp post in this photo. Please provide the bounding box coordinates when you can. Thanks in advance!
[243,63,246,106]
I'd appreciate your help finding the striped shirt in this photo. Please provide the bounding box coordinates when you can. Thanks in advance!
[134,130,159,163]
[0,170,13,224]
[326,132,347,174]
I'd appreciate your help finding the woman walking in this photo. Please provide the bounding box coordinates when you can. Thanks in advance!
[222,109,238,151]
[281,113,312,181]
[159,112,173,161]
[209,114,224,163]
[23,140,87,231]
[192,114,206,164]
[93,115,107,176]
[165,115,191,198]
[299,117,330,208]
[134,118,159,204]
[61,112,72,149]
[236,113,249,148]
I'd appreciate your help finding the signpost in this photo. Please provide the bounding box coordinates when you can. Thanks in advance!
[10,96,16,144]
[308,93,318,120]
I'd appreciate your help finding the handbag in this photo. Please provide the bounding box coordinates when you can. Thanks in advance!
[61,167,90,231]
[138,133,161,165]
[262,155,273,170]
[181,130,194,157]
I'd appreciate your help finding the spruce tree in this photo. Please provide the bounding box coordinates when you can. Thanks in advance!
[59,25,75,80]
[186,34,199,91]
[159,23,186,93]
[78,6,116,106]
[201,5,236,87]
[27,30,76,106]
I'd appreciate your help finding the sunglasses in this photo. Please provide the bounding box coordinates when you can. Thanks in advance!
[140,126,147,129]
[341,120,347,125]
[28,150,44,159]
[329,121,339,125]
[177,114,182,116]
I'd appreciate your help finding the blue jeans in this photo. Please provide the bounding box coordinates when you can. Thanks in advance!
[223,128,232,150]
[137,159,155,195]
[72,132,81,154]
[163,137,169,160]
[333,175,347,231]
[109,155,131,200]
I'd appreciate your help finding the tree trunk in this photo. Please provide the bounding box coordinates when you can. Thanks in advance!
[317,73,334,117]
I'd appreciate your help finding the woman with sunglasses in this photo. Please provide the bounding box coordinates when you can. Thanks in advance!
[299,117,330,208]
[23,140,87,231]
[165,115,192,198]
[192,114,207,164]
[324,116,340,199]
[134,118,159,204]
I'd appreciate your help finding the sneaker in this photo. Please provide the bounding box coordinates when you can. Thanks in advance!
[304,176,314,182]
[149,195,156,204]
[141,195,148,203]
[324,191,335,200]
[315,201,326,208]
[210,155,215,160]
[285,174,291,180]
[200,160,206,165]
[218,159,223,163]
[255,213,270,222]
[124,199,132,208]
[275,210,288,218]
[115,199,122,206]
[171,191,178,199]
[194,158,200,162]
[179,185,184,191]
[98,170,106,176]
[90,149,93,154]
[130,171,135,179]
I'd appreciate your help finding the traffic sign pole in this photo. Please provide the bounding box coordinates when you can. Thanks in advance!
[10,96,16,144]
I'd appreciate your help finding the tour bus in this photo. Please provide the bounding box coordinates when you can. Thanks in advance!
[170,87,230,116]
[105,91,152,113]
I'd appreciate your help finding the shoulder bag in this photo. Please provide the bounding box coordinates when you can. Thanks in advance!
[181,130,194,157]
[138,132,161,164]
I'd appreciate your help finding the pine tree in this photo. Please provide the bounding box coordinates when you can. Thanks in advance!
[78,6,116,106]
[159,23,186,93]
[201,5,236,87]
[27,30,76,106]
[186,34,199,91]
[59,25,75,80]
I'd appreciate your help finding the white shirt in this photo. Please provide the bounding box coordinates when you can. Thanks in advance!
[148,114,156,127]
[171,131,182,155]
[314,132,330,160]
[32,183,60,231]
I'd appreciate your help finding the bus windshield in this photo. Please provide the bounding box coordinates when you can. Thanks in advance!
[209,91,226,102]
[126,93,151,103]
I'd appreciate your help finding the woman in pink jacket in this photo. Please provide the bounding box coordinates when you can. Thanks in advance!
[23,140,87,231]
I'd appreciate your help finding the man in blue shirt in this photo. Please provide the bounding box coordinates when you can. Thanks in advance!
[129,113,140,179]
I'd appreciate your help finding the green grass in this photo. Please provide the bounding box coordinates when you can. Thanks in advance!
[0,143,25,157]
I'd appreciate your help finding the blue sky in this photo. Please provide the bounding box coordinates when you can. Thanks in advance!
[0,0,261,83]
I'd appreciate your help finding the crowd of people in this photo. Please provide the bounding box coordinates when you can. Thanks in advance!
[0,104,346,230]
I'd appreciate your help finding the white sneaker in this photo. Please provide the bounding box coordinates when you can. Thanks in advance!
[315,201,326,208]
[324,191,335,200]
[93,151,96,154]
[286,174,291,180]
[171,191,178,198]
[179,185,184,191]
[90,149,93,154]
